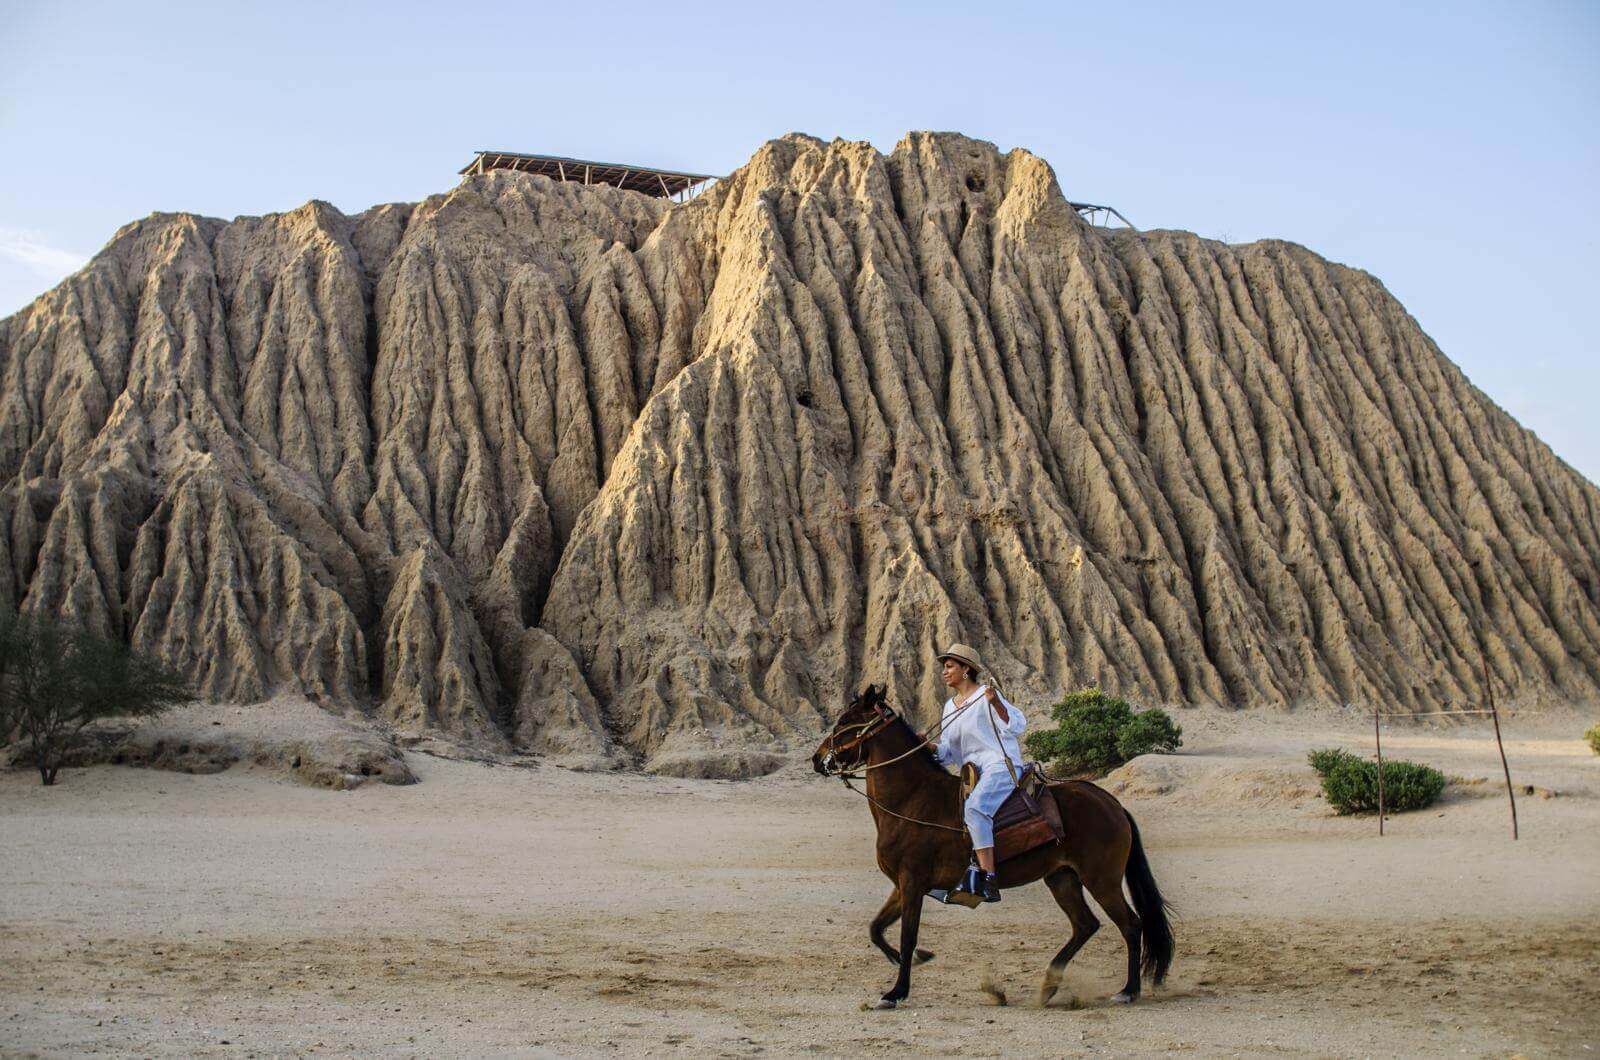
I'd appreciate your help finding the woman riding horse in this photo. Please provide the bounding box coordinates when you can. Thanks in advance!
[813,680,1174,1009]
[933,643,1024,904]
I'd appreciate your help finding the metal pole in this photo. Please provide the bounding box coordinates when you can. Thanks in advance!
[1374,710,1385,836]
[1481,649,1518,840]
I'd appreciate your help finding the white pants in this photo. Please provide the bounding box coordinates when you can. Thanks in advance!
[963,762,1016,849]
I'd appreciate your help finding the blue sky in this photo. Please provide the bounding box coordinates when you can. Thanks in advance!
[2,0,1596,482]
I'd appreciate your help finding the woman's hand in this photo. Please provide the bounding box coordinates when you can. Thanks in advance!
[985,685,1008,724]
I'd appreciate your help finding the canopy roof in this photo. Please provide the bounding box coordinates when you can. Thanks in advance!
[460,150,718,199]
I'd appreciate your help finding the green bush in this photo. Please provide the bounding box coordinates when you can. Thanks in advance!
[1307,747,1359,777]
[1317,754,1447,816]
[1024,687,1182,777]
[1586,723,1600,756]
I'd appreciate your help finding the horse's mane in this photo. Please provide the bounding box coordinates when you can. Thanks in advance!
[891,713,952,775]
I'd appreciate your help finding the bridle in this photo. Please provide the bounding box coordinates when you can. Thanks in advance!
[817,702,898,773]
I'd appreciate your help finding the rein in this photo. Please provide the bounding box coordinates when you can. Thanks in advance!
[822,692,981,777]
[838,774,966,833]
[819,690,988,834]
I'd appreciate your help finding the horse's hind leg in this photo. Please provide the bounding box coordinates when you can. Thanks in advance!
[869,888,934,966]
[1084,870,1143,1003]
[1039,869,1099,1006]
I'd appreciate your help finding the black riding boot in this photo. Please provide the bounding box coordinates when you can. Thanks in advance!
[980,872,1002,903]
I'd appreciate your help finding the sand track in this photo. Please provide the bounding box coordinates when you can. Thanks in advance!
[1,916,1592,1056]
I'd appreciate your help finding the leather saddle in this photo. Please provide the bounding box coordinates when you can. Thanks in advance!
[960,762,1067,864]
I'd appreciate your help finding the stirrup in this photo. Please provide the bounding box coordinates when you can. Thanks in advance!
[930,865,986,908]
[929,887,984,908]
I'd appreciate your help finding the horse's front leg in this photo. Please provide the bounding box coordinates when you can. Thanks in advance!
[869,887,935,966]
[872,884,925,1009]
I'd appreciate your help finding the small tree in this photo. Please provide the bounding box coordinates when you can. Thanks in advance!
[1024,687,1182,776]
[1586,723,1600,756]
[0,614,193,786]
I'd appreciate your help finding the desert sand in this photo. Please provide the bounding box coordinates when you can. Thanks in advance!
[2,704,1596,1057]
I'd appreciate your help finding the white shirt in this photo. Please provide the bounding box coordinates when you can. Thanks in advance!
[935,684,1026,770]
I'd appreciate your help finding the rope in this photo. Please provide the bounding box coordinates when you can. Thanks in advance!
[839,775,966,832]
[1373,710,1499,718]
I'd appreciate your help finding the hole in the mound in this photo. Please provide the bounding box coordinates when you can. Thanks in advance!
[290,756,301,769]
[965,173,986,193]
[177,744,190,754]
[360,764,372,776]
[796,389,813,408]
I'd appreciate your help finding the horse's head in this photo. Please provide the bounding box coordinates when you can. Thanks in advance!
[812,683,895,775]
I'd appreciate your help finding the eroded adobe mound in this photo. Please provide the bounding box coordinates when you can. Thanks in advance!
[3,132,1597,774]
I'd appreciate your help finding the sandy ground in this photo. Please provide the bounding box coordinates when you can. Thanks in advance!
[2,706,1597,1058]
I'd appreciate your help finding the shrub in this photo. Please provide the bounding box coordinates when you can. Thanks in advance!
[0,614,193,786]
[1318,754,1447,816]
[1307,747,1359,777]
[1024,687,1182,776]
[1586,723,1600,756]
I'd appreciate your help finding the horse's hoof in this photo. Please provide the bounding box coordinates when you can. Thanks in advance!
[1038,984,1058,1007]
[868,997,899,1010]
[1110,991,1137,1005]
[913,948,935,965]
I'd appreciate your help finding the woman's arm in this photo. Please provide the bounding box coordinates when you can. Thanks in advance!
[985,686,1024,733]
[983,685,1009,725]
[1003,694,1025,735]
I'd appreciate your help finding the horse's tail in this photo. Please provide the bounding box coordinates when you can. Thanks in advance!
[1123,809,1174,985]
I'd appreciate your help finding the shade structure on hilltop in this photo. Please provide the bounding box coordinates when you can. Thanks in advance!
[459,150,718,200]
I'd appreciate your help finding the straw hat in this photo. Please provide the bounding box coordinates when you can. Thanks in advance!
[936,643,984,673]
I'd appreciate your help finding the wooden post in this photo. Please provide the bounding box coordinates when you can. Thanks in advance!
[1481,649,1519,840]
[1374,710,1385,836]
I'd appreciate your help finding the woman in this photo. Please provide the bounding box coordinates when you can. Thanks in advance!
[931,643,1025,903]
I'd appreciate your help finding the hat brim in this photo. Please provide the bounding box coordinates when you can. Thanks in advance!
[937,653,980,670]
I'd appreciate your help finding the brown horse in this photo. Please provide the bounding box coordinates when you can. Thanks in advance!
[812,684,1174,1009]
